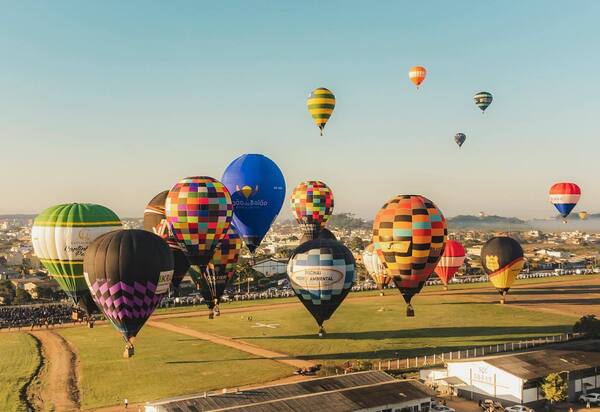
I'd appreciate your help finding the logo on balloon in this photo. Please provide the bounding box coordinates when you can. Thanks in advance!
[485,255,499,272]
[236,185,259,199]
[78,229,91,242]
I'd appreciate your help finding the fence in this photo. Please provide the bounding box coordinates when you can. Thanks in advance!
[372,332,583,372]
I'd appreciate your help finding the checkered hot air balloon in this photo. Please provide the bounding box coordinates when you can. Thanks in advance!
[31,203,122,316]
[307,88,335,136]
[409,66,427,88]
[188,225,242,318]
[362,243,391,295]
[144,190,191,288]
[480,236,524,304]
[165,177,233,268]
[434,240,466,290]
[474,91,493,113]
[287,238,355,336]
[549,182,581,222]
[84,229,174,357]
[291,181,334,240]
[372,195,447,316]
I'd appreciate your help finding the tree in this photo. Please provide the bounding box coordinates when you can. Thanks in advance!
[347,236,365,251]
[541,373,567,406]
[35,286,55,300]
[573,314,600,338]
[13,288,32,305]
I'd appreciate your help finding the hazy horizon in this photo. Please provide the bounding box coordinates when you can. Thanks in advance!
[1,1,599,220]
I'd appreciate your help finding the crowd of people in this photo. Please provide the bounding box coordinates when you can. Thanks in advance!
[0,304,74,330]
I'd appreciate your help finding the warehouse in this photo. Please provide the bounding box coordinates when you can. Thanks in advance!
[144,370,435,412]
[444,340,600,407]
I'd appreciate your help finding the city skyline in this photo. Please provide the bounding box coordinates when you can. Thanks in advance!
[1,1,599,219]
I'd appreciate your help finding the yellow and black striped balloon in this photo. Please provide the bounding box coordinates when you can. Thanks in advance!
[307,88,335,136]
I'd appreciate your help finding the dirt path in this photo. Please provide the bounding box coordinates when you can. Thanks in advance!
[27,330,80,412]
[147,319,315,369]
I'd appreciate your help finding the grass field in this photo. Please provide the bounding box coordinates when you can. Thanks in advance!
[166,292,578,363]
[0,333,40,412]
[58,324,294,409]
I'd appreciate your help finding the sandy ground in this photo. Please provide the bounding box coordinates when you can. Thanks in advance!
[27,330,80,412]
[14,275,600,411]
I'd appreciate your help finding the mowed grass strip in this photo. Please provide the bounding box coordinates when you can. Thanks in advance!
[166,294,577,363]
[58,324,294,409]
[0,333,40,412]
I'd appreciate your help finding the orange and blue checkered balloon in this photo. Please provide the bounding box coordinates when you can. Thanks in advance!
[291,181,334,239]
[165,177,233,267]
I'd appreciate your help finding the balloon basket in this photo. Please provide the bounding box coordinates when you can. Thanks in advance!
[379,292,384,297]
[500,298,506,304]
[443,285,449,291]
[208,310,214,320]
[123,345,135,358]
[318,327,326,338]
[406,305,415,317]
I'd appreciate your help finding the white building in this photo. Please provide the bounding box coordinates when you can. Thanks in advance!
[444,341,600,407]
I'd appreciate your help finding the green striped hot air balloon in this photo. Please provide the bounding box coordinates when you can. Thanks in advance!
[307,87,335,136]
[31,203,122,314]
[474,91,493,113]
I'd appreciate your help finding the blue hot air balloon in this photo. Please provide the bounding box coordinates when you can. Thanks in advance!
[221,154,286,253]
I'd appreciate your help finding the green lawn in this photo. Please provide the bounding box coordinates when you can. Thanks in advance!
[165,293,577,364]
[58,324,294,409]
[0,333,40,412]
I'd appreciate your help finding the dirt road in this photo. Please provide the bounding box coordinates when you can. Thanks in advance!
[27,330,80,412]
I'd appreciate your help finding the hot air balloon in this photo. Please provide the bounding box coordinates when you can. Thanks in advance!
[299,227,337,245]
[480,236,524,304]
[435,240,466,290]
[307,88,335,136]
[165,177,233,269]
[579,211,588,220]
[221,154,286,255]
[188,225,242,318]
[144,191,191,288]
[549,182,581,222]
[409,66,427,88]
[83,229,173,357]
[361,244,391,295]
[31,203,122,316]
[454,133,466,148]
[287,238,355,336]
[291,181,334,240]
[372,195,447,316]
[474,91,493,113]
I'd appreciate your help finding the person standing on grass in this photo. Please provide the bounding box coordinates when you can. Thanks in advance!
[124,398,128,409]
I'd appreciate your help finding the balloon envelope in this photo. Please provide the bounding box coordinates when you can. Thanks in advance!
[409,66,427,88]
[435,240,466,286]
[362,244,391,290]
[287,238,355,333]
[474,91,493,112]
[83,230,173,343]
[221,154,286,253]
[291,181,334,240]
[307,88,335,135]
[549,182,581,219]
[454,133,466,148]
[372,195,447,315]
[579,211,588,220]
[32,203,122,314]
[481,236,524,299]
[166,177,233,267]
[144,190,190,288]
[299,227,337,245]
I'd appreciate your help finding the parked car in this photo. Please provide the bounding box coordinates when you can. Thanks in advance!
[579,392,600,404]
[504,405,534,412]
[431,405,455,412]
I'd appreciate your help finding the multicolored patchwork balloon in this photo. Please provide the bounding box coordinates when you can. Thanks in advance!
[435,240,466,289]
[287,238,355,336]
[372,195,447,316]
[221,154,286,254]
[474,91,493,112]
[409,66,427,88]
[307,88,335,136]
[454,133,466,148]
[31,203,122,314]
[83,230,173,357]
[481,236,524,304]
[165,177,233,268]
[291,180,334,240]
[144,190,190,288]
[188,225,242,318]
[549,182,581,221]
[362,243,391,294]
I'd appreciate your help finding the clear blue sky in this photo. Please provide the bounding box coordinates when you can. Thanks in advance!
[1,1,599,219]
